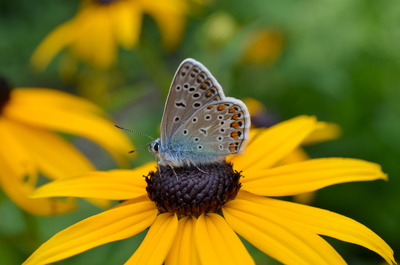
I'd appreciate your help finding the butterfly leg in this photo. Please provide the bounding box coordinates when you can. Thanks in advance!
[158,159,179,180]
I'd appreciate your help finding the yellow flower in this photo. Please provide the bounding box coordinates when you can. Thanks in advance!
[242,28,284,65]
[24,116,395,264]
[0,78,133,216]
[31,0,189,70]
[244,97,342,204]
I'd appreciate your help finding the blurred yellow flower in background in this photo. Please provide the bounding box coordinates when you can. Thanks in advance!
[0,77,133,216]
[24,116,395,264]
[31,0,190,70]
[242,28,284,65]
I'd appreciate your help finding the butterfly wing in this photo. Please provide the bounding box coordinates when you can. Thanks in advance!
[160,58,226,143]
[169,98,251,165]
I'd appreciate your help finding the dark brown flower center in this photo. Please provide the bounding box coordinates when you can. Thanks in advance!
[96,0,120,5]
[145,162,242,218]
[0,76,11,114]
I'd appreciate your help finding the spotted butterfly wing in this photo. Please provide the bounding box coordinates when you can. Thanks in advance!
[160,58,226,143]
[171,98,250,165]
[159,58,250,166]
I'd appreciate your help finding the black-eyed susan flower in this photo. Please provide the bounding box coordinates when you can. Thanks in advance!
[24,115,395,264]
[31,0,190,70]
[244,97,342,204]
[0,78,133,216]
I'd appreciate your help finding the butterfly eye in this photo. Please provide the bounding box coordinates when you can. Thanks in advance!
[152,142,159,152]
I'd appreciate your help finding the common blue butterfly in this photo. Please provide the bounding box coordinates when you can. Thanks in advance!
[149,58,250,167]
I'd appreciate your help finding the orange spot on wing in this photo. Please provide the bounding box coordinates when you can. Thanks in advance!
[217,105,226,111]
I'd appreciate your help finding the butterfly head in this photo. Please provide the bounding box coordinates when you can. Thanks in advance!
[149,138,161,157]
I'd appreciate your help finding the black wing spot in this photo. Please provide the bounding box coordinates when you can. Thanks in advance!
[193,93,200,98]
[176,102,186,108]
[194,137,199,142]
[219,144,224,150]
[197,145,203,150]
[176,85,181,91]
[183,84,189,89]
[218,115,223,120]
[199,129,207,135]
[189,87,196,92]
[194,102,201,108]
[205,115,211,120]
[174,116,180,122]
[217,136,223,141]
[192,117,198,123]
[183,129,188,135]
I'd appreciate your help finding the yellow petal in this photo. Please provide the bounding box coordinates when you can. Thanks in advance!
[0,118,76,216]
[0,157,77,216]
[30,20,78,71]
[195,213,254,265]
[109,1,141,48]
[10,88,105,115]
[32,163,155,200]
[125,213,178,265]
[277,147,309,165]
[0,118,37,183]
[23,198,157,265]
[4,89,133,166]
[229,116,317,171]
[303,121,341,145]
[69,7,101,65]
[223,197,346,265]
[234,192,396,265]
[165,216,200,265]
[84,6,116,69]
[242,158,387,196]
[6,118,95,180]
[141,0,187,48]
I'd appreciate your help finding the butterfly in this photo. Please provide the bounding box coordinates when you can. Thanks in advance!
[149,58,250,168]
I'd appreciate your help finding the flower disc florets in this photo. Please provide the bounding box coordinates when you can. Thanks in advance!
[145,162,242,218]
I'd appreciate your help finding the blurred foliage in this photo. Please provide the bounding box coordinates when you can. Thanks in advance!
[1,0,399,264]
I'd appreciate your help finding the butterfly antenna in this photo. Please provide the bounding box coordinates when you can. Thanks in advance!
[127,141,153,154]
[114,125,155,140]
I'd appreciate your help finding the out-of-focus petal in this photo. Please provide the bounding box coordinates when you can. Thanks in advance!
[4,89,133,166]
[229,116,317,171]
[6,118,95,180]
[109,1,141,48]
[242,158,387,196]
[141,0,187,48]
[165,216,200,265]
[233,192,396,265]
[23,198,157,265]
[0,159,76,216]
[125,213,178,265]
[9,88,105,115]
[0,118,76,215]
[195,213,254,265]
[30,20,78,71]
[223,197,346,265]
[32,163,155,200]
